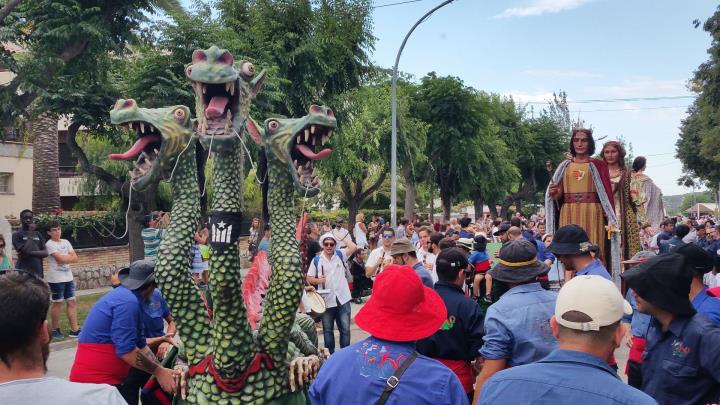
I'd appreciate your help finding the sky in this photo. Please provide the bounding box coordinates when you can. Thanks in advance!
[179,0,717,196]
[368,0,717,196]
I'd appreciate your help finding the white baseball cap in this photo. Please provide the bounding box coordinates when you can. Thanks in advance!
[319,232,338,245]
[555,275,632,331]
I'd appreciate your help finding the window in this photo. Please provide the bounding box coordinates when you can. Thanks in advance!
[0,173,12,193]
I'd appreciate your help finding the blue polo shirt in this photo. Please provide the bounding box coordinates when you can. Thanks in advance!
[480,282,558,366]
[623,290,651,338]
[141,289,171,338]
[308,336,468,405]
[479,349,657,405]
[642,314,720,405]
[576,259,610,280]
[412,261,434,288]
[79,286,147,357]
[692,288,720,326]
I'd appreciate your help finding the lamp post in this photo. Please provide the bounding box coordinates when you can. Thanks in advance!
[390,0,456,228]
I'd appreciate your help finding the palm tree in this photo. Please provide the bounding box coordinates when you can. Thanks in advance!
[30,111,60,213]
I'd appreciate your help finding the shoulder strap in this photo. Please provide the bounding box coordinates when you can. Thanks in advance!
[375,351,418,405]
[313,254,320,269]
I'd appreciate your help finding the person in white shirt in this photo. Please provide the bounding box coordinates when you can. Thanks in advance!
[365,227,395,278]
[45,221,81,340]
[0,272,127,405]
[353,213,368,250]
[416,226,438,282]
[331,219,351,249]
[306,233,357,354]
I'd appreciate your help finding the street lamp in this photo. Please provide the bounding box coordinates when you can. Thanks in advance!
[390,0,456,228]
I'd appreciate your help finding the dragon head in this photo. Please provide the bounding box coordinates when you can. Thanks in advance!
[108,99,193,191]
[185,45,266,142]
[246,105,337,196]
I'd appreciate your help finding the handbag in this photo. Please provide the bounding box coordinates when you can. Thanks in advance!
[375,351,418,405]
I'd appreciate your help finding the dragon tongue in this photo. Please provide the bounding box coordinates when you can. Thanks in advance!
[109,135,161,160]
[205,96,229,118]
[295,144,332,160]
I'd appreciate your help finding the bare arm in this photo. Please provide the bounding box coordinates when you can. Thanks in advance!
[344,237,357,258]
[120,346,177,392]
[359,222,367,233]
[51,250,78,265]
[165,315,176,336]
[472,358,508,403]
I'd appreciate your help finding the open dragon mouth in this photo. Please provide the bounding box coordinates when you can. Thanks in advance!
[193,80,238,137]
[109,121,162,182]
[289,123,333,190]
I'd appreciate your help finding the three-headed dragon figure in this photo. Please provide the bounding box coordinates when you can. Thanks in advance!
[109,46,337,404]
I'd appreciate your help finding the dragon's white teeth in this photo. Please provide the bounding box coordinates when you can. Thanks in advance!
[229,81,235,96]
[304,129,310,142]
[294,160,298,167]
[127,123,133,130]
[312,136,316,146]
[140,122,145,133]
[296,135,301,144]
[311,125,316,135]
[149,124,155,133]
[153,148,159,156]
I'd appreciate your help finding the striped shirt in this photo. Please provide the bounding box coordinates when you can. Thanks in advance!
[141,228,164,261]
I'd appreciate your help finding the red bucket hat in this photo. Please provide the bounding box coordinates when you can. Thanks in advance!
[355,264,446,342]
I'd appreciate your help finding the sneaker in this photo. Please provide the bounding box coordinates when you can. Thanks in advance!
[51,328,63,340]
[482,295,492,304]
[68,328,81,338]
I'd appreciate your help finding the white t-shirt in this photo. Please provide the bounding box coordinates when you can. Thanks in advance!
[353,222,368,249]
[332,228,350,249]
[308,249,351,308]
[0,376,127,405]
[417,248,438,283]
[366,246,391,277]
[46,239,74,284]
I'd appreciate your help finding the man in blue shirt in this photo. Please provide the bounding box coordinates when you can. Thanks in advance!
[417,248,484,401]
[478,275,656,405]
[548,224,611,281]
[676,243,720,326]
[622,253,720,405]
[473,240,558,398]
[658,223,689,254]
[390,238,433,288]
[309,265,467,404]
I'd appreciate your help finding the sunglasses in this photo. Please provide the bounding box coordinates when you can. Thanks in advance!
[382,234,394,239]
[323,242,336,247]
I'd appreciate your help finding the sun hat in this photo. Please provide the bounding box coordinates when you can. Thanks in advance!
[390,238,416,256]
[319,232,337,246]
[118,260,156,290]
[355,264,446,342]
[555,275,632,331]
[676,243,714,275]
[456,238,474,251]
[621,253,695,316]
[488,239,550,283]
[547,224,594,256]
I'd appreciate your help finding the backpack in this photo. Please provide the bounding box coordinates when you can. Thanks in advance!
[313,250,351,283]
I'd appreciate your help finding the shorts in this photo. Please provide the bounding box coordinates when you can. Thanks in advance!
[49,280,76,302]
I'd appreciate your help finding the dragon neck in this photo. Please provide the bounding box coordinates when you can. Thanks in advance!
[207,140,255,373]
[155,141,211,365]
[257,159,303,364]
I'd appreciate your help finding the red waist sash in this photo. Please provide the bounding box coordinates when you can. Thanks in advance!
[564,192,600,204]
[437,358,473,393]
[70,342,130,385]
[628,336,646,364]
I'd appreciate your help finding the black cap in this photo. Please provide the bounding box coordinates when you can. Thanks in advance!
[118,260,156,290]
[436,247,469,273]
[493,223,511,236]
[622,253,695,316]
[676,243,714,275]
[547,224,592,256]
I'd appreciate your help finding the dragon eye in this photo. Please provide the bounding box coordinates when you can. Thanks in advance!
[192,50,207,63]
[219,51,233,65]
[123,99,135,109]
[241,62,255,77]
[173,108,186,121]
[268,120,280,131]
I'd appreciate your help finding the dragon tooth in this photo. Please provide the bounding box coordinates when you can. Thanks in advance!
[148,124,155,133]
[128,122,133,130]
[140,122,145,133]
[312,136,316,146]
[229,81,235,96]
[225,82,230,93]
[297,135,301,144]
[304,129,309,142]
[294,160,298,167]
[311,125,316,135]
[153,148,159,156]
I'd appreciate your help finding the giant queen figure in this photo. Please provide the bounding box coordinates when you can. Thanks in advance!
[545,128,621,284]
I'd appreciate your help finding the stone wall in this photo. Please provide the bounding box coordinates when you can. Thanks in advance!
[43,245,130,290]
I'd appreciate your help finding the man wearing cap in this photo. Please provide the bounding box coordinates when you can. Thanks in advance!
[676,243,720,326]
[417,248,484,402]
[478,275,656,405]
[70,260,178,402]
[306,232,357,354]
[548,224,611,283]
[473,240,559,395]
[308,265,468,405]
[622,254,720,405]
[492,223,511,243]
[391,238,433,288]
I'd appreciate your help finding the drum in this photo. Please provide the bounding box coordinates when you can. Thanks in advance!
[307,291,326,318]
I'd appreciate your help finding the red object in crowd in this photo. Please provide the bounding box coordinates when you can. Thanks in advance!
[708,287,720,298]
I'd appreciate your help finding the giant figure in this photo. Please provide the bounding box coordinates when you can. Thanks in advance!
[546,128,621,284]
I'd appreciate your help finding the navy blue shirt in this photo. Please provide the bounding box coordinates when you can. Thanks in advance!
[141,289,171,338]
[642,314,720,405]
[658,236,686,254]
[309,336,468,405]
[480,282,558,365]
[479,349,657,405]
[79,286,147,356]
[706,239,720,257]
[576,259,610,280]
[417,281,484,361]
[692,288,720,326]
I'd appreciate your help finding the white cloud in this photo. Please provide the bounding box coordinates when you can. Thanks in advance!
[587,77,691,98]
[495,0,593,18]
[521,69,604,79]
[504,90,558,103]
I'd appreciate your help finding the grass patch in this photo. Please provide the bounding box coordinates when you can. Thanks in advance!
[48,291,107,342]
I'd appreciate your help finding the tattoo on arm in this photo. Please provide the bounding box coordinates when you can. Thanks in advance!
[134,346,161,374]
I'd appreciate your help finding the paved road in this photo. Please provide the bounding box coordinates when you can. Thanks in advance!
[47,298,627,382]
